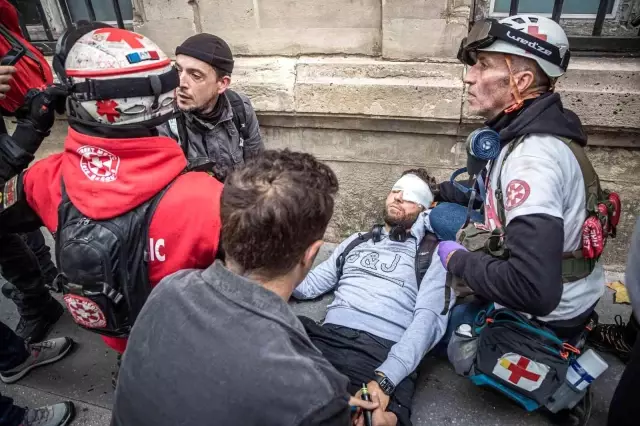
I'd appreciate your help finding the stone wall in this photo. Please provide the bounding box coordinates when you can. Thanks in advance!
[129,0,640,267]
[132,0,471,60]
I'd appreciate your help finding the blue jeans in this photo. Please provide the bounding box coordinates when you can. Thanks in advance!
[430,202,484,242]
[0,321,29,426]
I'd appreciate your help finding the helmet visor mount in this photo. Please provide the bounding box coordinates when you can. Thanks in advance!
[457,19,570,72]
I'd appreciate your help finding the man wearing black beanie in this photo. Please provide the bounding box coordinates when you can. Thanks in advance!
[158,33,263,181]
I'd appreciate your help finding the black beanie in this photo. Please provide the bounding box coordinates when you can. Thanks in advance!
[175,33,234,74]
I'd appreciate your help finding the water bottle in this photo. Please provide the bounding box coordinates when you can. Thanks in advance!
[447,324,478,376]
[546,349,608,413]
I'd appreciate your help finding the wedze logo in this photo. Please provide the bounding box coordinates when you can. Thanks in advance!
[506,30,552,57]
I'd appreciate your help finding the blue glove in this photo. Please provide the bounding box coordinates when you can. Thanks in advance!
[437,241,467,268]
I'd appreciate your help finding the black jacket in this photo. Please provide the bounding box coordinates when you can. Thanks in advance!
[112,261,352,426]
[0,114,47,182]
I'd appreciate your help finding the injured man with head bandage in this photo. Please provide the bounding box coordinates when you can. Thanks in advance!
[293,168,453,426]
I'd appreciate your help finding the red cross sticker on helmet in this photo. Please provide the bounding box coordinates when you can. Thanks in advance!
[94,28,145,49]
[527,26,547,41]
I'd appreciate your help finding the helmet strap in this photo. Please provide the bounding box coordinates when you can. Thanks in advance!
[503,55,543,114]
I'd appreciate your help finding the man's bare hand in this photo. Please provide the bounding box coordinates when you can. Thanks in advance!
[367,380,390,412]
[370,392,398,426]
[351,392,398,426]
[0,66,16,99]
[349,395,379,425]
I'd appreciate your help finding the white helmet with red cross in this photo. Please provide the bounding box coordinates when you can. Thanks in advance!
[53,23,178,126]
[479,15,570,78]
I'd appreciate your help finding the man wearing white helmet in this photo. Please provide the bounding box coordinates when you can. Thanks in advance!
[434,14,620,424]
[0,23,224,362]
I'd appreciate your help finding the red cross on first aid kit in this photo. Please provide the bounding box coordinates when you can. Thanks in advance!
[492,353,550,391]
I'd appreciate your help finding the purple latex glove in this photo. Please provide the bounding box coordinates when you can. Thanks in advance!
[437,241,467,268]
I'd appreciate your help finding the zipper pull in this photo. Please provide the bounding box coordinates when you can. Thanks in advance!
[80,218,91,225]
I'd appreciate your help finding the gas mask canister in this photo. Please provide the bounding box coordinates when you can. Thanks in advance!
[449,127,501,225]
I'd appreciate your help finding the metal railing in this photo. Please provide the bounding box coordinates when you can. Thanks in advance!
[17,0,128,55]
[507,0,640,54]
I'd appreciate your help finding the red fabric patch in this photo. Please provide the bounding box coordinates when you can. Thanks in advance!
[77,145,121,183]
[64,294,107,329]
[505,179,531,211]
[3,175,17,208]
[608,192,621,228]
[96,100,120,123]
[582,216,604,259]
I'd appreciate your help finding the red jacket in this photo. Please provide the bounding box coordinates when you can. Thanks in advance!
[24,127,223,352]
[0,0,54,113]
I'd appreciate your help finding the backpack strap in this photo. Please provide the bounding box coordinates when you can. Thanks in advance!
[0,24,43,75]
[175,113,190,159]
[556,137,601,213]
[415,232,439,287]
[130,178,177,324]
[335,232,373,283]
[494,135,599,283]
[335,230,438,290]
[54,178,70,272]
[141,179,177,264]
[225,89,250,145]
[556,137,601,282]
[494,135,526,227]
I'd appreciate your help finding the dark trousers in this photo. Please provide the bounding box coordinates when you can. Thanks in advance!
[23,229,58,286]
[608,316,640,426]
[300,316,416,426]
[0,232,54,320]
[0,321,29,426]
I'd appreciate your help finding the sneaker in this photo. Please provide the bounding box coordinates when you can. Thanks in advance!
[20,401,75,426]
[587,314,634,363]
[15,299,64,344]
[0,337,74,384]
[548,387,592,426]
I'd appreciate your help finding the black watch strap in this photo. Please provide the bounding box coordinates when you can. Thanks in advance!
[375,373,396,395]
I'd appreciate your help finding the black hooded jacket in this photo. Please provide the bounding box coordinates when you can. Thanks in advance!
[446,93,593,321]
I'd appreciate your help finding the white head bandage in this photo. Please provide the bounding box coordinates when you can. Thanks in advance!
[391,174,434,208]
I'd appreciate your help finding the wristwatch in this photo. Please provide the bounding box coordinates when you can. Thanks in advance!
[374,372,396,396]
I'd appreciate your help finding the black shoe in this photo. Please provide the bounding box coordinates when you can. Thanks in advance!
[547,387,592,426]
[15,299,64,344]
[587,314,634,363]
[20,401,75,426]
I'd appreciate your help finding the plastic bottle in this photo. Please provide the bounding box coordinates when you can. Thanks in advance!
[546,349,608,413]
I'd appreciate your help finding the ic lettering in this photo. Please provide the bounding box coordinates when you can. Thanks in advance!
[149,238,166,262]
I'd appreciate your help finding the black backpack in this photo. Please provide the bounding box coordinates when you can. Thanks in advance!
[55,178,174,338]
[335,225,440,288]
